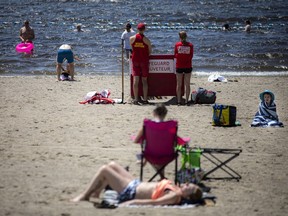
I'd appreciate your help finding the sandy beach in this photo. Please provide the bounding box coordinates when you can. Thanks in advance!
[0,75,287,216]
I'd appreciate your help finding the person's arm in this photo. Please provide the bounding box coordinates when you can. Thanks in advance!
[129,35,135,51]
[31,29,35,40]
[174,43,178,58]
[121,32,125,46]
[19,29,24,42]
[144,37,152,55]
[191,43,194,59]
[120,191,179,206]
[133,128,143,143]
[74,55,81,61]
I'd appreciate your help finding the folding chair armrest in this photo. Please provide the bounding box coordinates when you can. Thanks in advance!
[177,136,191,146]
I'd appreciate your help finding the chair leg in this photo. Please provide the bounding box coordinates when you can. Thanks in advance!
[140,154,144,181]
[175,154,178,185]
[148,164,167,182]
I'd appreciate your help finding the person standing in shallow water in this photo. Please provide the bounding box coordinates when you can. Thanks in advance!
[174,31,193,105]
[19,20,35,43]
[244,20,251,32]
[75,24,84,32]
[130,23,152,105]
[121,23,135,60]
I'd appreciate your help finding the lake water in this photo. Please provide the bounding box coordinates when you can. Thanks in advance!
[1,0,287,76]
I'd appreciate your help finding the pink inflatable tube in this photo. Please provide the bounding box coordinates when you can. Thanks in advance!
[16,42,34,53]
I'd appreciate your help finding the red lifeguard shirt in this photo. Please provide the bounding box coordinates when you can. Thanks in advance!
[131,33,150,63]
[174,41,193,68]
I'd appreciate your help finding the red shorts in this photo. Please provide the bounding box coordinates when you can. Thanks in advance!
[132,61,149,77]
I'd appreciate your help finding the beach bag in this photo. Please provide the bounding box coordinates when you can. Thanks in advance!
[176,146,204,184]
[212,104,237,126]
[60,72,70,81]
[191,87,216,104]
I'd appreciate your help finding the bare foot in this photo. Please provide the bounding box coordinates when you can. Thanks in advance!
[70,194,88,202]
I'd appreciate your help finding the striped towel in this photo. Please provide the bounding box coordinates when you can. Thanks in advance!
[251,101,283,127]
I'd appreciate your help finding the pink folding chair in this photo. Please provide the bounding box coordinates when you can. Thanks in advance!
[139,119,186,184]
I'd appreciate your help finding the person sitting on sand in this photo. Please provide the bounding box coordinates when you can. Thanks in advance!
[251,90,283,127]
[71,161,202,206]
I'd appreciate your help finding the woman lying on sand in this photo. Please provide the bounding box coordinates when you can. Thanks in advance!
[71,161,202,206]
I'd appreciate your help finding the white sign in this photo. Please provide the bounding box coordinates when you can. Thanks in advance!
[129,58,175,74]
[149,59,175,74]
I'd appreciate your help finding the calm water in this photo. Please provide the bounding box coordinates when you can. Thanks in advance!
[0,0,288,76]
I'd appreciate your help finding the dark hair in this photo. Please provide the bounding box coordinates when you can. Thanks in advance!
[223,23,230,30]
[182,187,203,204]
[263,92,272,98]
[188,187,203,203]
[153,104,167,119]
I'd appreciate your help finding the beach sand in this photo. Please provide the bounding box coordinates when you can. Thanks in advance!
[0,75,287,216]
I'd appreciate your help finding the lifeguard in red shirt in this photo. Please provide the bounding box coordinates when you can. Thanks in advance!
[174,31,194,105]
[130,23,152,105]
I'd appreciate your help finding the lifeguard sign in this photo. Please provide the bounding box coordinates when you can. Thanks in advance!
[130,55,182,97]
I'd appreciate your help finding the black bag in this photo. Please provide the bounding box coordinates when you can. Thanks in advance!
[191,87,216,104]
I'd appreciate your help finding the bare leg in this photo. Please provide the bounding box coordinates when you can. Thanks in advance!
[71,162,133,202]
[133,76,140,102]
[176,73,184,104]
[184,73,192,103]
[66,64,70,73]
[142,77,148,101]
[56,63,62,81]
[68,63,75,80]
[126,50,129,59]
[108,161,134,179]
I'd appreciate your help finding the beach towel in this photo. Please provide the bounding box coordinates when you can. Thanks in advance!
[93,190,215,209]
[251,101,283,127]
[208,73,227,82]
[79,90,115,104]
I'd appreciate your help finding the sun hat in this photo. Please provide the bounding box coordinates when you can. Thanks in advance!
[259,90,275,102]
[137,23,145,30]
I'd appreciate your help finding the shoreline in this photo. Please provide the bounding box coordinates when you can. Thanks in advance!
[1,69,288,78]
[0,75,287,216]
